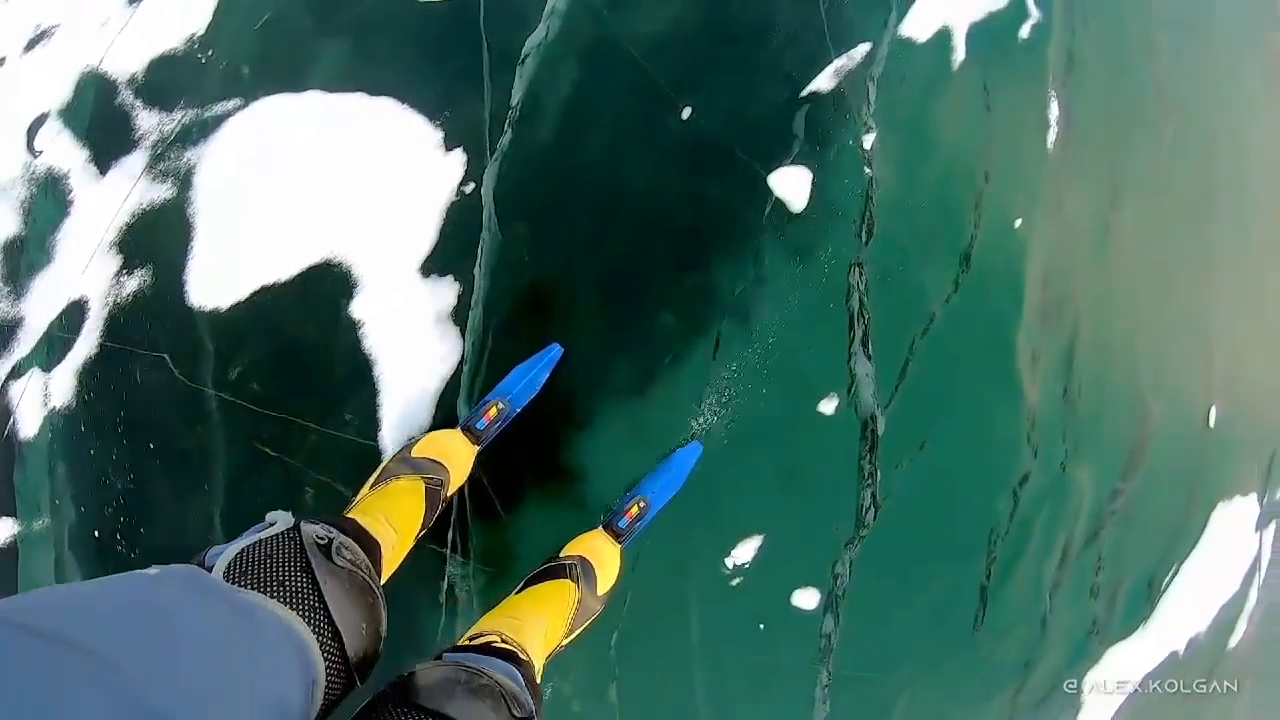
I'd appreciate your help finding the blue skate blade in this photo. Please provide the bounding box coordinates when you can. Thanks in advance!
[602,441,703,547]
[460,342,563,449]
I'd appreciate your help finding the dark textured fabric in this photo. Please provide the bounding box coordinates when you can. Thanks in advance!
[355,686,449,720]
[219,524,357,716]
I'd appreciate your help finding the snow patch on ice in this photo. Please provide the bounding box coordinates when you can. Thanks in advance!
[1227,519,1273,649]
[0,515,47,548]
[790,586,822,611]
[0,0,221,438]
[861,131,878,151]
[1018,0,1042,40]
[724,533,765,570]
[816,392,840,415]
[0,516,20,548]
[7,368,49,440]
[1,0,218,192]
[898,0,1013,70]
[766,165,813,214]
[1046,89,1060,151]
[1075,493,1272,720]
[185,91,467,456]
[0,124,168,437]
[799,43,874,98]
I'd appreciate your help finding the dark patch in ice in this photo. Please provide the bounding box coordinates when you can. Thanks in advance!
[58,72,139,175]
[22,26,58,54]
[1,170,71,303]
[25,112,49,159]
[9,301,89,390]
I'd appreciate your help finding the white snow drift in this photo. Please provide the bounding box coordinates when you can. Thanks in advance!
[185,91,467,456]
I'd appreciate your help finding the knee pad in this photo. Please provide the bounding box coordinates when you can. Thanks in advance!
[208,511,388,717]
[391,647,539,720]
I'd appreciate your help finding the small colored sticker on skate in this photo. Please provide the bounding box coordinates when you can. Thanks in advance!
[475,402,504,430]
[615,498,647,530]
